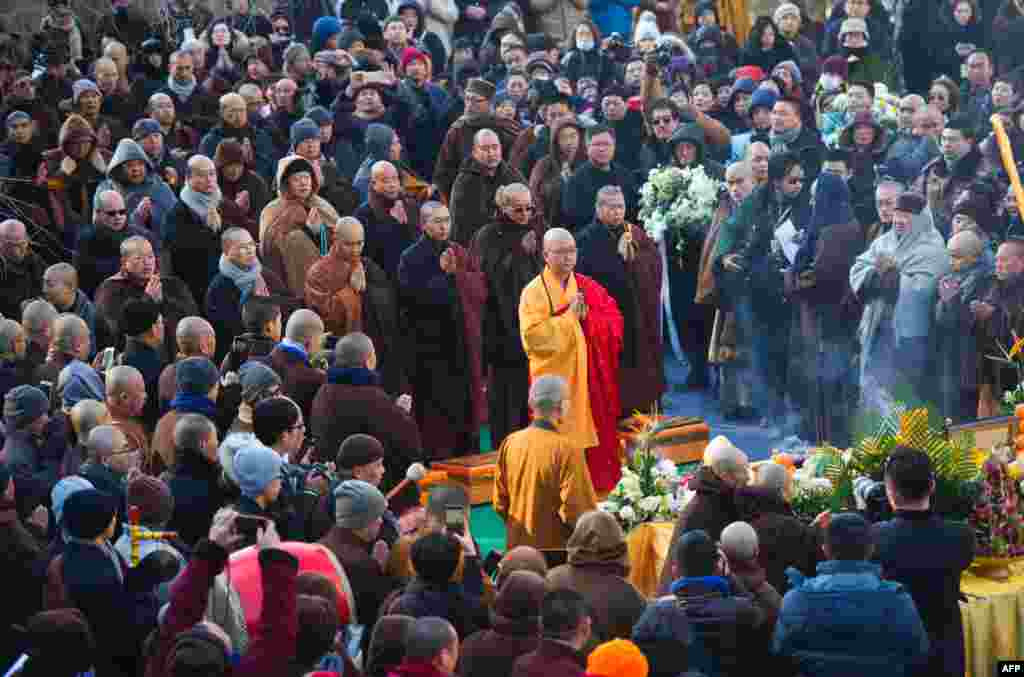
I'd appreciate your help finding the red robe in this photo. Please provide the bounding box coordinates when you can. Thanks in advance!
[576,274,624,491]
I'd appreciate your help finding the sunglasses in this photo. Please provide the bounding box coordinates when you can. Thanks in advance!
[509,205,534,214]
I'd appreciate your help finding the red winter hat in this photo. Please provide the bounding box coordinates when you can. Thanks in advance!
[734,65,766,83]
[400,47,429,72]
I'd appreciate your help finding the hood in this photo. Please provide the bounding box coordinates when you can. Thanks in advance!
[566,510,629,570]
[838,112,888,154]
[59,113,96,148]
[734,485,792,521]
[107,138,153,179]
[668,122,706,166]
[364,123,396,164]
[275,154,321,197]
[690,465,731,497]
[312,15,343,54]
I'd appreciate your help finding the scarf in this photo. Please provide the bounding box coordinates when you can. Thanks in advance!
[769,125,801,153]
[169,392,218,418]
[326,366,381,386]
[218,254,268,305]
[166,74,197,101]
[181,184,223,230]
[277,339,310,365]
[670,575,732,596]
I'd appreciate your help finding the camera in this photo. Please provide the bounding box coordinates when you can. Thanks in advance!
[225,333,276,374]
[608,32,624,47]
[853,477,892,523]
[655,42,676,69]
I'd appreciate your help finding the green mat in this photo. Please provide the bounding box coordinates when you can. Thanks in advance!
[471,504,506,555]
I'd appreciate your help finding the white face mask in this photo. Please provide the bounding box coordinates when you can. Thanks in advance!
[820,74,842,92]
[577,37,594,51]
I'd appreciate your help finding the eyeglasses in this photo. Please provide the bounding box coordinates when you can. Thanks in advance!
[508,205,534,214]
[104,209,128,216]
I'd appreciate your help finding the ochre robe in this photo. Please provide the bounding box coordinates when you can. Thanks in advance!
[519,268,624,492]
[493,423,599,550]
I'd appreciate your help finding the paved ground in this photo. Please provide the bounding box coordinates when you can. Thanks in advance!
[661,356,780,462]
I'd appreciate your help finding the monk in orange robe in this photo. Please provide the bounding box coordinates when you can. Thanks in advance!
[519,228,624,492]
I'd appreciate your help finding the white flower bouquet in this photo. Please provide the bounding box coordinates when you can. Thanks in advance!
[639,164,723,258]
[599,449,684,531]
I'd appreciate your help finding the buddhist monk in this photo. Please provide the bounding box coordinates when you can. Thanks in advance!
[304,217,406,395]
[519,228,624,493]
[576,185,664,415]
[397,202,487,459]
[494,374,598,550]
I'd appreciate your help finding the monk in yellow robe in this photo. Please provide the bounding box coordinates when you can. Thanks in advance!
[494,374,598,549]
[519,228,624,492]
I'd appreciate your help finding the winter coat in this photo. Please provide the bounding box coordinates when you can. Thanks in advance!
[873,511,976,677]
[161,199,221,308]
[382,568,490,640]
[164,446,229,548]
[43,115,111,239]
[93,274,199,359]
[734,486,821,594]
[529,119,586,228]
[1,429,63,516]
[658,466,741,589]
[560,161,639,230]
[199,124,278,182]
[509,638,587,677]
[773,559,930,677]
[74,223,159,298]
[434,112,522,200]
[0,509,44,671]
[459,619,541,677]
[397,79,453,181]
[0,251,45,322]
[96,139,178,237]
[319,524,401,635]
[310,366,423,479]
[450,159,526,245]
[530,0,588,44]
[354,195,421,282]
[546,561,647,642]
[266,344,325,419]
[205,267,296,366]
[562,47,620,89]
[144,539,299,677]
[935,259,994,419]
[588,0,640,38]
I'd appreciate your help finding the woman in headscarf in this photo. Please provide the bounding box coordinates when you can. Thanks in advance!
[352,123,430,204]
[739,16,796,74]
[528,118,584,228]
[545,510,647,645]
[43,115,111,247]
[850,192,950,409]
[259,155,340,297]
[787,172,864,446]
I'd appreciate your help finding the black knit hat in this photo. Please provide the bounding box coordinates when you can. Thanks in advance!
[15,608,95,674]
[63,489,117,540]
[895,191,926,214]
[119,298,161,337]
[279,156,316,188]
[166,627,228,675]
[253,396,300,447]
[337,433,385,469]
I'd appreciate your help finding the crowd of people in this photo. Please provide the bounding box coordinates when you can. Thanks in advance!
[0,0,1010,673]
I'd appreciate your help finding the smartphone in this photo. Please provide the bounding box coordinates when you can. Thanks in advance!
[102,346,116,371]
[235,514,271,540]
[38,380,52,402]
[445,505,464,535]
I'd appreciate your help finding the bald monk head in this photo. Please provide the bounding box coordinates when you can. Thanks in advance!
[106,365,146,419]
[542,228,577,280]
[720,521,759,561]
[756,461,792,502]
[948,230,984,273]
[496,546,548,588]
[335,331,376,370]
[528,374,568,420]
[421,202,450,242]
[51,313,90,360]
[285,308,325,354]
[704,435,750,488]
[70,399,110,439]
[333,217,365,262]
[176,316,216,358]
[472,129,502,172]
[43,263,79,311]
[370,161,401,201]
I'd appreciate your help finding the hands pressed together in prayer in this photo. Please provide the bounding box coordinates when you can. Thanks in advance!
[395,393,413,413]
[970,300,995,321]
[440,248,457,274]
[569,292,588,320]
[350,264,366,292]
[521,230,538,255]
[875,253,898,276]
[145,274,163,303]
[939,276,960,302]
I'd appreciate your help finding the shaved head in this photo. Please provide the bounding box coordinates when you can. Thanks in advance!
[949,229,984,258]
[335,216,364,240]
[720,521,758,560]
[371,161,398,181]
[176,316,215,356]
[335,332,375,367]
[86,424,126,461]
[70,399,109,438]
[285,308,324,344]
[543,227,574,248]
[106,364,143,396]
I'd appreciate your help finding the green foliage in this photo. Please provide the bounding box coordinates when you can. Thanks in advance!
[791,487,835,523]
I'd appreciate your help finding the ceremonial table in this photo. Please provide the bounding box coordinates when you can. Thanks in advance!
[626,522,1024,677]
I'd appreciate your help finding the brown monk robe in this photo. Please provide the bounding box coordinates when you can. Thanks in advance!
[259,155,341,298]
[575,186,664,415]
[304,217,407,396]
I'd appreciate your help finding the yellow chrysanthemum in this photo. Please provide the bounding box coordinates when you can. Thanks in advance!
[1010,334,1024,359]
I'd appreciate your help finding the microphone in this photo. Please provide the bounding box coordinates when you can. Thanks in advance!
[386,462,427,502]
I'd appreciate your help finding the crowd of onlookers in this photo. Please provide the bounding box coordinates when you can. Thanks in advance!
[0,0,1013,673]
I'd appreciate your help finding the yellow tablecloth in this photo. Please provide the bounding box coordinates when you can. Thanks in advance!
[627,522,1024,677]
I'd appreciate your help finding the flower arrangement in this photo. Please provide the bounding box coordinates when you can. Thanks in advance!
[600,413,689,530]
[972,451,1024,558]
[987,332,1024,413]
[639,164,723,258]
[599,449,683,530]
